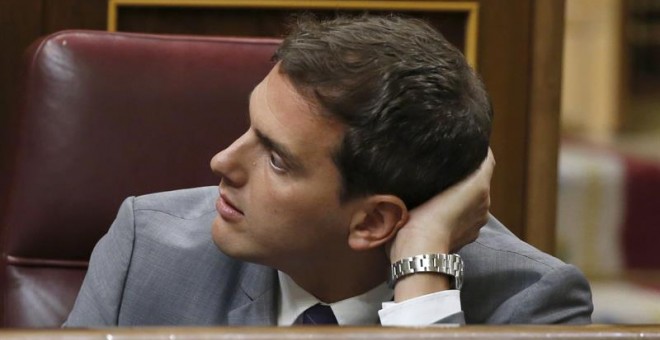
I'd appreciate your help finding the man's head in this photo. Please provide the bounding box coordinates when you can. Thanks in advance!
[210,15,491,285]
[274,15,492,209]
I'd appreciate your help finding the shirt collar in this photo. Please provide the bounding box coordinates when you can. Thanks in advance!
[277,271,393,326]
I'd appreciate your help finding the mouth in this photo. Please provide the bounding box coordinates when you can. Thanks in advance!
[216,193,244,221]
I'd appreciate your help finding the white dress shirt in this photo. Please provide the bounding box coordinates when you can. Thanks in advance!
[277,271,461,326]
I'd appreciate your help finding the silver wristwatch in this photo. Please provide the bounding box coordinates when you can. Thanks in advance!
[388,253,464,290]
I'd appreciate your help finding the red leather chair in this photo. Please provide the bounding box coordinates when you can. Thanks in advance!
[0,30,279,328]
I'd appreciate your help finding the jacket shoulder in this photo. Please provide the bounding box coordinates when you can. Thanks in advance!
[467,216,565,270]
[132,186,217,220]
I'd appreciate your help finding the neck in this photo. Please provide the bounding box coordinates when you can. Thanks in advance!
[282,248,390,303]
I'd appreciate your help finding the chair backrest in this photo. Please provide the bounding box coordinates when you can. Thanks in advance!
[0,30,279,328]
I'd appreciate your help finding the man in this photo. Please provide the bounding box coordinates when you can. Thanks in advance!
[65,15,592,326]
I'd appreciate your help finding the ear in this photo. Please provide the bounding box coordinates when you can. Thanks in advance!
[348,195,409,251]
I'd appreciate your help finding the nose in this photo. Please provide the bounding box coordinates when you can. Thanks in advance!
[210,131,251,188]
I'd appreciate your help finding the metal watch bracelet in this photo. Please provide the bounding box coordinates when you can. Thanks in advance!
[388,253,464,290]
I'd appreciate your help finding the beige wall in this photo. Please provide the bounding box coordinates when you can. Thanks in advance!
[561,0,623,142]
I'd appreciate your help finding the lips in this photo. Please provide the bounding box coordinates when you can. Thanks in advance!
[216,193,244,222]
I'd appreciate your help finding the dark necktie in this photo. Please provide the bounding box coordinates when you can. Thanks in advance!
[300,303,338,325]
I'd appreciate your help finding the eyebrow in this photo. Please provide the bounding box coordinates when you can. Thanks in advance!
[253,127,304,172]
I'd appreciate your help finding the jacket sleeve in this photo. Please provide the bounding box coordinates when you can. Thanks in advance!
[495,264,594,324]
[63,197,137,327]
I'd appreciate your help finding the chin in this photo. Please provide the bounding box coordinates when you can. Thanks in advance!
[211,216,261,263]
[211,217,238,254]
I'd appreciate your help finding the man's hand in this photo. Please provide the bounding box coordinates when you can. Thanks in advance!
[387,149,495,300]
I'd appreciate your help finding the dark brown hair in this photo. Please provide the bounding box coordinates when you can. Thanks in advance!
[274,15,492,209]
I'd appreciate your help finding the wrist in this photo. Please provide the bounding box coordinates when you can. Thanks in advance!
[388,231,451,262]
[393,273,451,302]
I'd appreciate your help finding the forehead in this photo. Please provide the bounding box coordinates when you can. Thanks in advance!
[253,65,318,129]
[250,64,345,158]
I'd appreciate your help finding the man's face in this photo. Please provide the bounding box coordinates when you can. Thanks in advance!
[210,64,363,271]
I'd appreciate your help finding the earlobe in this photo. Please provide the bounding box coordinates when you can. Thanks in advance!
[348,196,409,251]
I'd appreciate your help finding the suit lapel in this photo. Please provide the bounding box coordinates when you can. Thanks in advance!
[227,262,278,325]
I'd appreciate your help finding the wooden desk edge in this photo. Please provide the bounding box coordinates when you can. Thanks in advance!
[1,325,660,340]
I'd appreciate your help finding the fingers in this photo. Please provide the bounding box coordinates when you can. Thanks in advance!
[451,148,495,193]
[482,148,494,212]
[473,148,494,206]
[476,147,496,182]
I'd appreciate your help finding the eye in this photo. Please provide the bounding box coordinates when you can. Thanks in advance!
[269,152,287,173]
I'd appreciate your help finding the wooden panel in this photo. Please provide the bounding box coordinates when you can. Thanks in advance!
[0,0,43,176]
[525,0,565,253]
[42,0,107,32]
[109,0,478,66]
[115,7,468,52]
[477,0,532,238]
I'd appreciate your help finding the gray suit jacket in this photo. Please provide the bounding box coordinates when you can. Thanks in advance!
[64,187,593,326]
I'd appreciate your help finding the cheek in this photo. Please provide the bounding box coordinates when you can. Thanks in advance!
[263,182,327,218]
[252,171,342,224]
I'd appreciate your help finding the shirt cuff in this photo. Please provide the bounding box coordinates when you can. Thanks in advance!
[378,290,461,326]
